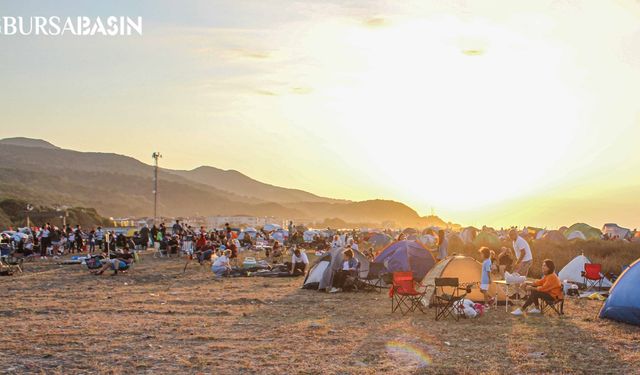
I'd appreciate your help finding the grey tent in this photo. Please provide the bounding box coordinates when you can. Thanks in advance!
[302,247,370,290]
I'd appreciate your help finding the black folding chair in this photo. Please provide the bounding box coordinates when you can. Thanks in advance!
[431,277,470,321]
[359,262,386,293]
[540,293,565,316]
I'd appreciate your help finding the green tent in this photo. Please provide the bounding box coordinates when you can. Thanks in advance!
[473,231,502,248]
[564,223,601,240]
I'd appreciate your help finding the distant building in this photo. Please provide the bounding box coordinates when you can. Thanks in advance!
[206,215,281,229]
[110,217,136,227]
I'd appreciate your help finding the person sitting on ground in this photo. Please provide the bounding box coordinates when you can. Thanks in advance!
[364,246,375,260]
[288,247,309,276]
[228,241,239,266]
[197,246,215,265]
[511,259,562,316]
[271,240,283,263]
[329,249,359,293]
[195,233,207,251]
[168,235,180,257]
[92,247,134,276]
[497,247,513,278]
[211,249,232,279]
[489,250,499,275]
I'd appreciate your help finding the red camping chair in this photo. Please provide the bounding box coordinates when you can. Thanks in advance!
[581,263,604,291]
[389,271,428,315]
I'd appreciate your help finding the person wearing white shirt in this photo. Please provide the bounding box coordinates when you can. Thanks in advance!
[331,235,342,249]
[348,239,359,252]
[510,229,533,298]
[211,249,231,278]
[289,248,309,276]
[39,226,50,258]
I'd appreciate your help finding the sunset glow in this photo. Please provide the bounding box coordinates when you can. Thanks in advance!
[1,0,639,228]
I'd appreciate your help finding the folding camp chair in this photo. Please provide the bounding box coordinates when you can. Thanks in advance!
[581,263,604,291]
[539,292,565,316]
[358,262,386,293]
[389,271,428,315]
[0,244,23,273]
[431,277,470,321]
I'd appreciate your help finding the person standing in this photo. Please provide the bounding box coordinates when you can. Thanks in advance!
[88,229,96,253]
[479,247,495,308]
[39,224,50,259]
[436,230,448,261]
[509,229,533,298]
[150,225,158,248]
[139,224,150,249]
[172,220,183,236]
[75,225,84,253]
[95,226,104,252]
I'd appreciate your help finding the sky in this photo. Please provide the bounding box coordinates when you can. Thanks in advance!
[1,0,639,229]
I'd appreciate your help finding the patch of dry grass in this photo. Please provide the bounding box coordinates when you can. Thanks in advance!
[1,252,639,374]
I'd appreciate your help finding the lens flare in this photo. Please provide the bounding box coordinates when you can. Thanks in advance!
[385,340,433,367]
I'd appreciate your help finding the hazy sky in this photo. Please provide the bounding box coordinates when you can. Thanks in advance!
[1,1,639,229]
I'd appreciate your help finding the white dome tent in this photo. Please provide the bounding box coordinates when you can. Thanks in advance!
[566,231,586,241]
[558,254,612,288]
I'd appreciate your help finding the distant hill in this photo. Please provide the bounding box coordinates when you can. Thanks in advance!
[0,138,453,227]
[169,166,344,204]
[0,137,59,149]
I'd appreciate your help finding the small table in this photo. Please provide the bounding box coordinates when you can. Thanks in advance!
[494,280,525,312]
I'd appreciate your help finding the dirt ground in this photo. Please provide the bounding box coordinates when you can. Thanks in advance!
[1,252,639,375]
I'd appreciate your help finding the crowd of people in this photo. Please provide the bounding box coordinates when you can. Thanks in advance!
[1,220,565,316]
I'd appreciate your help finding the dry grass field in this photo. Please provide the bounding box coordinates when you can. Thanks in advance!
[1,252,639,375]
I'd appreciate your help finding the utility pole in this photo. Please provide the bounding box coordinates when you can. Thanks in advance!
[26,204,33,228]
[152,152,162,225]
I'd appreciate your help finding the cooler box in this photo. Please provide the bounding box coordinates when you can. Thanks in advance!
[243,257,257,269]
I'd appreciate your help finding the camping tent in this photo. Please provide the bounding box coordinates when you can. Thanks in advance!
[303,230,320,243]
[263,223,281,232]
[242,228,257,239]
[599,258,640,326]
[564,223,601,241]
[422,256,507,302]
[542,230,567,242]
[271,230,288,243]
[473,231,501,248]
[566,231,586,241]
[558,254,612,288]
[368,233,392,249]
[419,234,437,246]
[374,240,436,282]
[460,227,478,244]
[446,233,465,253]
[602,223,631,240]
[302,247,370,290]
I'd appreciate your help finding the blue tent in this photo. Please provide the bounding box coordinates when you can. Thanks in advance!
[373,240,436,281]
[600,258,640,326]
[368,233,392,248]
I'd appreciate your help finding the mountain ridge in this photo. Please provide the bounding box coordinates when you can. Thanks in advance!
[0,138,451,227]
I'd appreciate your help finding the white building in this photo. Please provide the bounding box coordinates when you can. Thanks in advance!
[206,215,281,229]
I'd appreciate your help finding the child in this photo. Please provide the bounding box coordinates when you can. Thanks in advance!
[479,247,495,308]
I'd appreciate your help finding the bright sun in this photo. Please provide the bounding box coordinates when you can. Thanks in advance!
[282,16,581,212]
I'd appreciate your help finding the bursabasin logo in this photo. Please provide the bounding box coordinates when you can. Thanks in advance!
[0,16,142,36]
